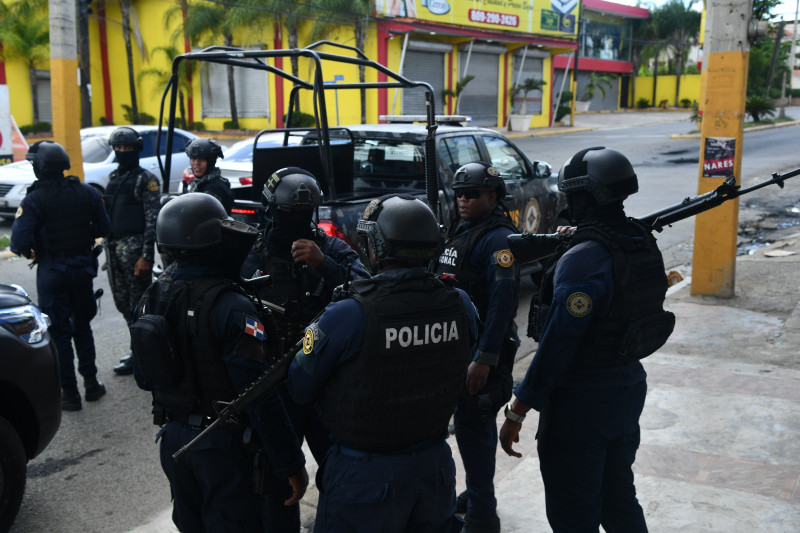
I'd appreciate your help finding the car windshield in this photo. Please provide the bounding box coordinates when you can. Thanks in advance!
[81,136,113,164]
[224,134,302,164]
[352,138,425,191]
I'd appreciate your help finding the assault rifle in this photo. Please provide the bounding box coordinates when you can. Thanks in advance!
[508,168,800,265]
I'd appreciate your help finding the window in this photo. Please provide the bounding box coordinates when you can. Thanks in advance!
[201,59,269,119]
[81,136,113,164]
[482,136,528,179]
[441,136,481,174]
[352,139,426,191]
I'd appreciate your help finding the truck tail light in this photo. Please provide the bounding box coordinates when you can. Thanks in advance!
[238,176,253,186]
[318,219,353,247]
[231,207,257,215]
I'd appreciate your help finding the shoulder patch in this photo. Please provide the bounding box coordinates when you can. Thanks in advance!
[566,292,592,318]
[495,249,515,268]
[302,323,319,354]
[243,315,265,340]
[487,166,501,177]
[14,206,23,219]
[147,179,160,192]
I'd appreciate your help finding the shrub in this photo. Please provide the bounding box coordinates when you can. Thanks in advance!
[0,235,9,250]
[188,121,205,131]
[283,111,316,128]
[19,122,52,135]
[99,116,114,126]
[554,90,573,123]
[223,120,239,130]
[121,105,156,125]
[636,98,650,109]
[684,65,700,74]
[680,98,692,109]
[658,99,669,109]
[745,94,776,122]
[790,88,800,98]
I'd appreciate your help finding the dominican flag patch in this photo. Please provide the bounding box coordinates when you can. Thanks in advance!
[244,316,265,340]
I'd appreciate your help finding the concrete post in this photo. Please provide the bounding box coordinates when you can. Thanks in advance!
[690,0,752,297]
[49,0,84,180]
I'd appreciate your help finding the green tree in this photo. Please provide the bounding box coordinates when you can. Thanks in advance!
[650,0,701,107]
[629,16,659,107]
[442,75,475,113]
[310,0,372,124]
[0,0,49,123]
[138,46,199,129]
[118,0,149,124]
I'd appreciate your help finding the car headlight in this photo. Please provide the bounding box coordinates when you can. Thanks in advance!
[0,304,50,344]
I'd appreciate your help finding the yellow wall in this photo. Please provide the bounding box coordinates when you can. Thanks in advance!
[632,74,701,107]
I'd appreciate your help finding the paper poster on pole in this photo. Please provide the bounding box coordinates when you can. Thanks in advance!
[0,85,12,166]
[702,137,735,177]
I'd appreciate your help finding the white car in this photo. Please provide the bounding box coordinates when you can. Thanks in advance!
[0,125,197,220]
[216,132,303,201]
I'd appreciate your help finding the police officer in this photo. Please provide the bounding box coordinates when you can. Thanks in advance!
[434,161,520,533]
[131,193,308,532]
[183,137,234,213]
[287,195,478,533]
[103,127,161,375]
[499,147,674,532]
[11,141,111,411]
[242,166,368,531]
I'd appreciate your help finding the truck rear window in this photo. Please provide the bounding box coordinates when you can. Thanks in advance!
[352,139,426,191]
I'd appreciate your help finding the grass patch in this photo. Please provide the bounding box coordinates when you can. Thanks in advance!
[0,235,9,250]
[744,116,796,128]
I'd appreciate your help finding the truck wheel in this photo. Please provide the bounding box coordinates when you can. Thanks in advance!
[0,415,27,532]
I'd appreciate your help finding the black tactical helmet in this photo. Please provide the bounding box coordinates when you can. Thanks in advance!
[157,192,257,250]
[452,161,507,197]
[26,141,70,178]
[185,138,224,161]
[108,127,143,151]
[357,194,442,269]
[558,147,638,205]
[261,167,323,209]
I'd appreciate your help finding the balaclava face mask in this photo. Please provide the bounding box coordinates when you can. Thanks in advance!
[116,150,140,171]
[271,208,315,246]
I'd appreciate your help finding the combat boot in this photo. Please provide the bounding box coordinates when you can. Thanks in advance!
[84,377,107,401]
[461,513,501,533]
[113,354,134,375]
[456,490,468,514]
[62,387,82,411]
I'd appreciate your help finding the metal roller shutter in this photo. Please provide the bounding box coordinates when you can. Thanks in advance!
[459,52,499,126]
[201,60,269,119]
[402,50,446,116]
[511,54,545,115]
[35,71,52,124]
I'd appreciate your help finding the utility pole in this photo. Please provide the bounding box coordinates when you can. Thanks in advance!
[49,0,84,180]
[691,0,754,297]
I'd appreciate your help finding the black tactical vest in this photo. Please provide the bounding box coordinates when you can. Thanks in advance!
[434,210,518,317]
[136,276,240,420]
[254,233,329,351]
[318,273,471,450]
[104,168,146,237]
[30,177,95,258]
[530,220,675,362]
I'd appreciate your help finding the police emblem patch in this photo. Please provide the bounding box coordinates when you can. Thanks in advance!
[244,316,265,340]
[147,179,159,192]
[302,326,316,354]
[495,249,515,268]
[566,292,592,318]
[487,166,501,177]
[14,206,23,218]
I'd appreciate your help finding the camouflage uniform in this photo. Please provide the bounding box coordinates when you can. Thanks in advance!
[104,167,161,325]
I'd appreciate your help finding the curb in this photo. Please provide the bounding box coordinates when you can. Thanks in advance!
[670,119,800,139]
[504,126,594,139]
[1,249,16,259]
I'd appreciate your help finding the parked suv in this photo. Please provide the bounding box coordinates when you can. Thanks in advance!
[0,284,61,530]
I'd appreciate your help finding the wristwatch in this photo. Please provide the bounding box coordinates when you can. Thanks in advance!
[504,403,526,424]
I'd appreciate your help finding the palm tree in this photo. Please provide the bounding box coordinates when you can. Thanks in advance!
[0,0,49,124]
[118,0,149,124]
[651,0,701,107]
[138,46,198,129]
[442,75,475,113]
[630,17,658,107]
[310,0,373,123]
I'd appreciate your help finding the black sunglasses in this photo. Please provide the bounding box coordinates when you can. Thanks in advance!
[454,189,485,199]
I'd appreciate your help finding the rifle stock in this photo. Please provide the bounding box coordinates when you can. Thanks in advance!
[508,168,800,266]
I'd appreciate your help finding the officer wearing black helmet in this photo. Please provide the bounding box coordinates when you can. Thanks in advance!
[11,141,111,411]
[287,195,478,532]
[433,161,520,533]
[242,167,368,532]
[183,137,234,213]
[500,147,674,532]
[131,193,308,532]
[103,126,161,375]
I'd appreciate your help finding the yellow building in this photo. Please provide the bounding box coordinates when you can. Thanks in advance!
[2,0,584,131]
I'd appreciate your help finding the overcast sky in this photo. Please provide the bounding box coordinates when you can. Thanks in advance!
[613,0,799,21]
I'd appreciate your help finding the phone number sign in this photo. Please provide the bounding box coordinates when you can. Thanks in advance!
[468,9,519,27]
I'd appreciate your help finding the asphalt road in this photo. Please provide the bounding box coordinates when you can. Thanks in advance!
[2,111,799,532]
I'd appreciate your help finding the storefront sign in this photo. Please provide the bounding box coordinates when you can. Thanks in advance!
[379,0,579,37]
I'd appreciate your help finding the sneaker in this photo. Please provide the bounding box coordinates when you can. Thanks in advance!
[84,380,107,402]
[61,388,82,411]
[456,490,468,514]
[461,513,501,533]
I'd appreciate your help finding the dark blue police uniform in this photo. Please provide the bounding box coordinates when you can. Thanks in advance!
[186,167,234,214]
[515,238,648,532]
[150,266,305,532]
[11,177,111,392]
[288,267,478,533]
[436,212,521,524]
